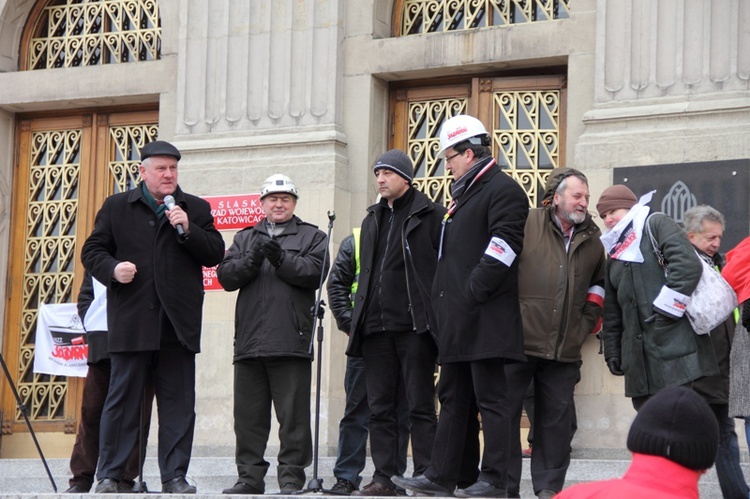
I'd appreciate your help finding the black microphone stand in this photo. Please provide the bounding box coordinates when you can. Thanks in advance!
[0,351,57,492]
[296,210,335,494]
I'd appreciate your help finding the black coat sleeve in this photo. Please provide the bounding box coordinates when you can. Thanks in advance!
[327,235,356,334]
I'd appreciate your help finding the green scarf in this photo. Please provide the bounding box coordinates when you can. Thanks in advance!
[140,183,167,221]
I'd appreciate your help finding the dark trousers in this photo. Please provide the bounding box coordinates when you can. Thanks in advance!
[97,347,195,483]
[233,357,312,492]
[69,361,153,490]
[333,355,409,486]
[709,403,750,499]
[506,358,580,496]
[361,332,437,485]
[425,359,507,490]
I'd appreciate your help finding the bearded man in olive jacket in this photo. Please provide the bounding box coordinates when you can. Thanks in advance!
[506,168,605,499]
[393,115,528,498]
[82,140,225,494]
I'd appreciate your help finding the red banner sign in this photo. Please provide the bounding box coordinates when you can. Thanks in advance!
[204,193,264,231]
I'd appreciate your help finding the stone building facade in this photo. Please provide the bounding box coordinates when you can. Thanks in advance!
[0,0,748,458]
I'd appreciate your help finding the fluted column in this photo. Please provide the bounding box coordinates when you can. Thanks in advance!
[597,0,750,102]
[176,0,342,134]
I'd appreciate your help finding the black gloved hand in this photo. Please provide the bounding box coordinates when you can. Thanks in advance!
[644,311,676,324]
[260,238,284,268]
[249,241,265,268]
[606,357,624,376]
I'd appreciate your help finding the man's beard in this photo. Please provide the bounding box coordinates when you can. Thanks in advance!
[564,209,586,225]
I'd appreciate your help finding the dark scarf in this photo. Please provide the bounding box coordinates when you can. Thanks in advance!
[450,155,494,199]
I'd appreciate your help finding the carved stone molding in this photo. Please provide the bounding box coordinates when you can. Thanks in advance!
[177,0,343,134]
[597,0,750,102]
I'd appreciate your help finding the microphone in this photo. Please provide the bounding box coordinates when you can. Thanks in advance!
[163,195,185,237]
[327,210,336,222]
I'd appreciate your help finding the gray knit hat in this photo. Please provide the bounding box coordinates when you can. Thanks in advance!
[626,386,719,470]
[373,149,414,182]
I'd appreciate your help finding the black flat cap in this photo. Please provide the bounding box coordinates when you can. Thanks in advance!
[140,140,181,161]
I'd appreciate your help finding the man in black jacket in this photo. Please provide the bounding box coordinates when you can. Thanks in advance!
[347,150,445,496]
[393,115,528,498]
[326,231,409,495]
[217,174,329,495]
[82,140,225,494]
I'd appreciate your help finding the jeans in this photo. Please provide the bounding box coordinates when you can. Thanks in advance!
[333,356,409,486]
[711,404,749,499]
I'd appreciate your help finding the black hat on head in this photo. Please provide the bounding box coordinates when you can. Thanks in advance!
[141,140,181,161]
[626,386,719,470]
[373,149,414,182]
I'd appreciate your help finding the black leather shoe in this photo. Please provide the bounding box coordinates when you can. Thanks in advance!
[455,480,507,498]
[94,478,119,494]
[64,484,90,493]
[162,476,197,494]
[351,481,398,496]
[223,481,263,494]
[391,476,453,497]
[118,480,136,493]
[279,483,300,495]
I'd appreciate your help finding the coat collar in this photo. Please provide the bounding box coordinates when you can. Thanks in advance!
[128,183,186,205]
[252,215,302,236]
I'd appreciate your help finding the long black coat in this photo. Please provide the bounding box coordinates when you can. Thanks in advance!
[81,185,225,353]
[432,165,529,363]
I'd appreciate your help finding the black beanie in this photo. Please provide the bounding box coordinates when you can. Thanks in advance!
[627,386,719,470]
[373,149,414,182]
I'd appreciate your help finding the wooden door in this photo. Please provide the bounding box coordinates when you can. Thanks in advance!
[0,109,157,437]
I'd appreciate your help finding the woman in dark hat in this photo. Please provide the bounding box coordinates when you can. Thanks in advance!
[597,185,718,411]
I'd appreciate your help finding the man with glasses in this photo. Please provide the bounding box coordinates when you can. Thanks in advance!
[394,115,529,498]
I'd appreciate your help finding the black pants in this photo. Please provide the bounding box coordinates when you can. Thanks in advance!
[361,332,437,486]
[97,347,195,483]
[233,357,312,492]
[506,358,580,496]
[69,361,154,489]
[425,359,508,490]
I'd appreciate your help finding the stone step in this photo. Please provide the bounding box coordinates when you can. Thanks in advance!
[0,456,731,497]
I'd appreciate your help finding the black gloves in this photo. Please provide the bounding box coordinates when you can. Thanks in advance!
[606,357,624,376]
[249,242,265,268]
[260,238,284,268]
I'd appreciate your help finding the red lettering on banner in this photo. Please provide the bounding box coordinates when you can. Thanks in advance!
[204,194,263,231]
[52,345,88,361]
[203,265,224,291]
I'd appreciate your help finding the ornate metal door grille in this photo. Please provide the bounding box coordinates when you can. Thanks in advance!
[24,0,161,70]
[398,0,570,35]
[393,76,565,208]
[3,114,157,434]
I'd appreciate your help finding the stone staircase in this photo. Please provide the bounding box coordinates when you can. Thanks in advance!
[0,454,733,498]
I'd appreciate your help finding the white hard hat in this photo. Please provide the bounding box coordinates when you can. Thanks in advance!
[437,115,490,158]
[260,174,298,199]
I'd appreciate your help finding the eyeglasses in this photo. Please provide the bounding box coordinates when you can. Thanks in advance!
[444,151,463,163]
